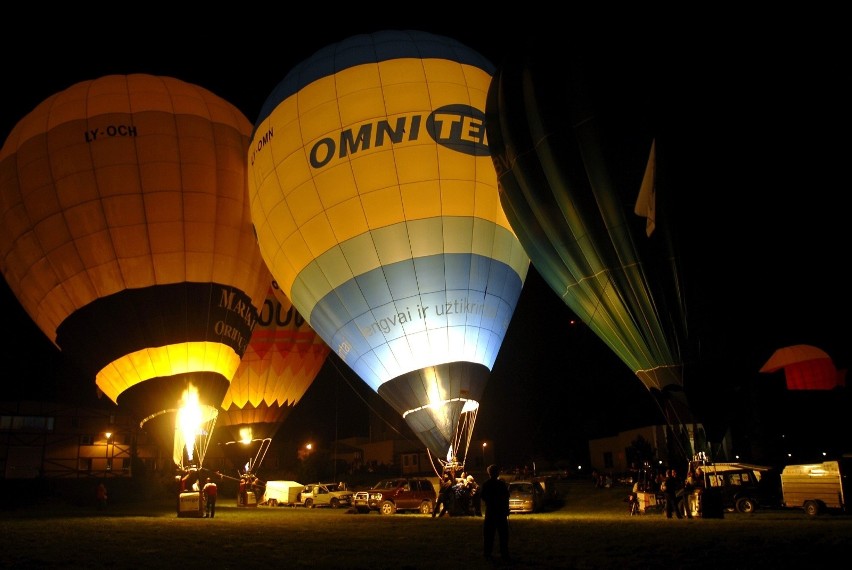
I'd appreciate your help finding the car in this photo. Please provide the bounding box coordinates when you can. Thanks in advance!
[508,480,545,514]
[298,482,354,509]
[689,462,782,514]
[353,478,437,515]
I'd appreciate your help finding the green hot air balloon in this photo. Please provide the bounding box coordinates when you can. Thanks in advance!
[485,38,697,444]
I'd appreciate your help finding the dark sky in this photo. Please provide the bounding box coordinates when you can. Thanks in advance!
[2,16,848,466]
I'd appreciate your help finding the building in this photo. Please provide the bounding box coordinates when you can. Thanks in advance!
[588,422,729,474]
[0,400,163,480]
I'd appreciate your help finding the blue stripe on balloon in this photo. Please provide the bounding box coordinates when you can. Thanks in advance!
[306,253,522,392]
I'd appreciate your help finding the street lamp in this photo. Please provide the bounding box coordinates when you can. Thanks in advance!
[482,442,487,468]
[104,432,112,472]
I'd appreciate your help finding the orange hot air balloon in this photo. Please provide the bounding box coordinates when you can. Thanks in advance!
[217,283,330,472]
[0,74,269,466]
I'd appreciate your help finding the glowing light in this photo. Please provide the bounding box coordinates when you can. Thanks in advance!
[178,385,203,461]
[239,427,253,444]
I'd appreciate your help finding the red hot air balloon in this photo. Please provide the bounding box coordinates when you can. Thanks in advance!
[760,345,845,390]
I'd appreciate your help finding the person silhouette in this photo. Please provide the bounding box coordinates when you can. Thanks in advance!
[480,464,510,561]
[203,477,218,518]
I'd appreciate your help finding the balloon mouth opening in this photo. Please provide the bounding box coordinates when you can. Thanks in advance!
[402,397,479,418]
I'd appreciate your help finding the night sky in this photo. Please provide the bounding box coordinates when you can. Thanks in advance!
[2,15,848,467]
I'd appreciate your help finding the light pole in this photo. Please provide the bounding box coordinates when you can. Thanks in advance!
[482,442,487,468]
[105,432,112,473]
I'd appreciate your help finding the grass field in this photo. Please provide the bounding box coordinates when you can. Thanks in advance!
[2,478,850,569]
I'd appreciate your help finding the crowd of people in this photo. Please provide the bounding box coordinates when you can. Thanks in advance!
[237,475,263,506]
[621,465,707,518]
[433,471,481,517]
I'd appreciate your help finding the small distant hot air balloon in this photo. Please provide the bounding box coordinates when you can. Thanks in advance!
[0,74,269,468]
[760,344,845,390]
[248,31,529,471]
[217,282,330,473]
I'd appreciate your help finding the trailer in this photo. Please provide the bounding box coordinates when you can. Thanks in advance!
[262,480,304,507]
[781,460,848,516]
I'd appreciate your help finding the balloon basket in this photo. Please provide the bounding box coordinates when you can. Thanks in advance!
[237,491,258,508]
[177,491,203,517]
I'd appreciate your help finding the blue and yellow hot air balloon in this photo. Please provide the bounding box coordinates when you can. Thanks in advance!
[0,74,270,468]
[248,31,529,469]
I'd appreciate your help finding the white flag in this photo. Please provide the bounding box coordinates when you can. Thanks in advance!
[634,139,656,237]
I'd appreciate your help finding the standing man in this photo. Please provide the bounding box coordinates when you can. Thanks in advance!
[480,464,510,562]
[96,482,107,510]
[203,477,218,518]
[238,476,248,506]
[433,473,453,518]
[663,468,683,519]
[467,475,482,516]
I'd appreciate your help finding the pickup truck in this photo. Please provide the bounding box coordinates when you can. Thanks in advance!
[298,482,354,509]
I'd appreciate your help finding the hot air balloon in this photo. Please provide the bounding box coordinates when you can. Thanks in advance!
[248,31,529,472]
[0,74,269,470]
[760,345,846,390]
[216,282,330,474]
[485,39,696,438]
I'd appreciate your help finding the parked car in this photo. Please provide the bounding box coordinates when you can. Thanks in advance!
[299,482,354,509]
[508,480,544,514]
[353,478,437,515]
[690,462,781,514]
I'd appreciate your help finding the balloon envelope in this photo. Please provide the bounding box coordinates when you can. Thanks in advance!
[249,31,529,461]
[485,39,691,423]
[760,344,844,390]
[218,284,330,442]
[0,74,269,432]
